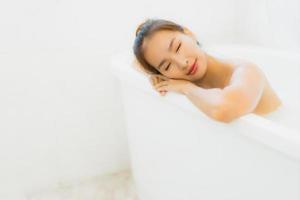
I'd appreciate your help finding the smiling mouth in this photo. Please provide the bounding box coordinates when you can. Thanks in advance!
[187,59,197,75]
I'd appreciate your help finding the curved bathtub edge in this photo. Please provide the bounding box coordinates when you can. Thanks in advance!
[236,114,300,161]
[162,93,300,161]
[110,52,300,161]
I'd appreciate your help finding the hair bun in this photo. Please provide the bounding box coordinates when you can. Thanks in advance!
[135,19,153,36]
[135,22,145,36]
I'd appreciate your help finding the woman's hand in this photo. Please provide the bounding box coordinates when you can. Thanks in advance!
[150,75,168,96]
[149,75,192,96]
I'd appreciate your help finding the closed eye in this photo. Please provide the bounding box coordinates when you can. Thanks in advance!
[165,62,171,71]
[176,42,181,53]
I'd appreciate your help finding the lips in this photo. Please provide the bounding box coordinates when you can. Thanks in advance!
[187,59,198,75]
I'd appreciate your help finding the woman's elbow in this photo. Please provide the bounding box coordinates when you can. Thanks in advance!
[211,107,236,123]
[213,92,257,123]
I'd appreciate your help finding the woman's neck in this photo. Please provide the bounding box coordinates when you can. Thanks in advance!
[194,53,233,88]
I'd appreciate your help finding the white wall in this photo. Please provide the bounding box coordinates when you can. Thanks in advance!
[0,0,299,199]
[234,0,300,50]
[0,50,130,199]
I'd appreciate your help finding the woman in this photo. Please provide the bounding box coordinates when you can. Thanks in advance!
[133,19,282,123]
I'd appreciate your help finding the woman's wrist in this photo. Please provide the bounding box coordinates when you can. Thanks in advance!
[182,82,198,95]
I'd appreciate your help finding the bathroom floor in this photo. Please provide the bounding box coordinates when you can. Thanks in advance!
[28,170,139,200]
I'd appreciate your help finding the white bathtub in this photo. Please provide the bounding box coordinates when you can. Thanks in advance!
[110,45,300,200]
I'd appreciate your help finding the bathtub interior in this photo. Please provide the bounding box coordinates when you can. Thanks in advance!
[111,45,300,132]
[204,45,300,131]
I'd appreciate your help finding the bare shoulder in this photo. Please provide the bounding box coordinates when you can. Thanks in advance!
[221,57,266,83]
[220,57,282,115]
[221,57,260,70]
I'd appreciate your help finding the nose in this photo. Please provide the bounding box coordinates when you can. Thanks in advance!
[172,56,189,70]
[178,58,191,71]
[182,59,189,70]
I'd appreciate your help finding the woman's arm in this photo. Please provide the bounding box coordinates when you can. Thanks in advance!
[183,85,226,121]
[183,63,265,123]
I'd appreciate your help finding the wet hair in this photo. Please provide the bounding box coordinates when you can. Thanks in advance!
[133,19,185,74]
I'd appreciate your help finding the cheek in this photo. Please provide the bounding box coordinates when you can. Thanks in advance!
[163,69,186,79]
[201,53,207,66]
[195,49,206,64]
[161,71,174,78]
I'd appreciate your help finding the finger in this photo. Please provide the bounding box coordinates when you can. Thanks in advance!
[160,90,167,96]
[149,76,159,86]
[149,76,155,85]
[158,77,167,84]
[154,81,169,89]
[158,89,167,96]
[152,74,169,82]
[159,89,167,93]
[156,74,169,81]
[156,86,168,93]
[154,76,160,85]
[159,92,166,96]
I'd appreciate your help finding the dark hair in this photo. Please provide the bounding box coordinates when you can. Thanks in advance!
[133,19,185,74]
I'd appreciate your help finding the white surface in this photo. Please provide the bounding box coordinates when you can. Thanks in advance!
[0,50,130,199]
[111,45,300,200]
[27,170,138,200]
[0,0,299,51]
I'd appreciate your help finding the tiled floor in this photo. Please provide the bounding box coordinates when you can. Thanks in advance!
[28,170,139,200]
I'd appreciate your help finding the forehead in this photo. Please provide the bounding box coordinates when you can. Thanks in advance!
[143,30,180,68]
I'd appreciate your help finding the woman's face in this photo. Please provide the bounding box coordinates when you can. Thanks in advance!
[143,30,208,81]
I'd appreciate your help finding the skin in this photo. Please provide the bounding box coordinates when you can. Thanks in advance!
[139,29,282,122]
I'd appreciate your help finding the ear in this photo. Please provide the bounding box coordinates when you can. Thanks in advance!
[183,27,197,40]
[183,27,202,47]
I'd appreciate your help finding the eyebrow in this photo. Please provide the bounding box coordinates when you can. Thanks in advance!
[157,37,175,70]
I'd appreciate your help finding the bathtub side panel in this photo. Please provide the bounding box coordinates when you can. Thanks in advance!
[120,83,300,200]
